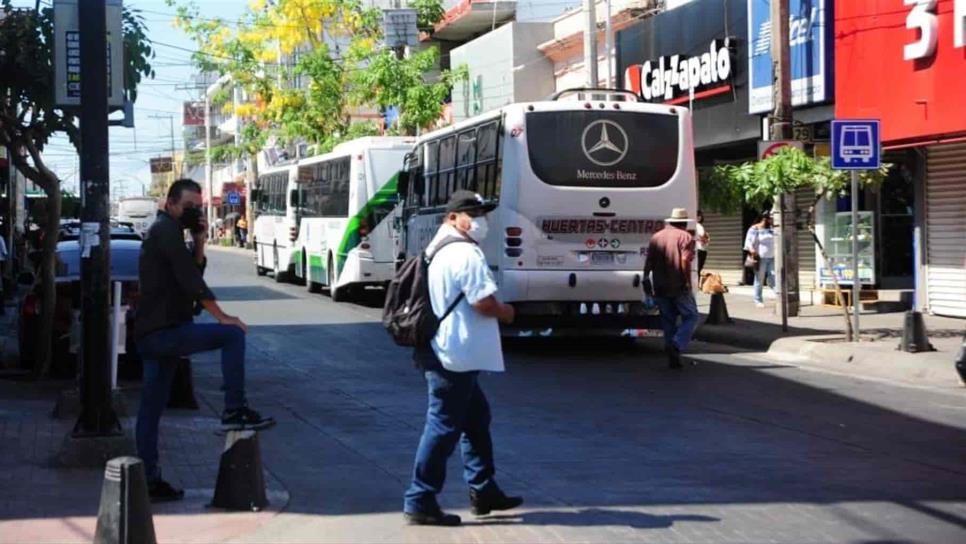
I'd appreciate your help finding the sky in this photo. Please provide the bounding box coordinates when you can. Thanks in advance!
[17,0,579,199]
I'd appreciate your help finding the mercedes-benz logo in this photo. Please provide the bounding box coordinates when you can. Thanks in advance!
[581,120,629,167]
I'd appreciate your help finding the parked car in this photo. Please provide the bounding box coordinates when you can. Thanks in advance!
[19,237,142,378]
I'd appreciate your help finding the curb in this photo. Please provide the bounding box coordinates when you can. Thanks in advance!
[697,322,963,389]
[765,336,963,389]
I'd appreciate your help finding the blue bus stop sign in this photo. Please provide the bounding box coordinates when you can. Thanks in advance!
[831,119,881,170]
[227,191,241,206]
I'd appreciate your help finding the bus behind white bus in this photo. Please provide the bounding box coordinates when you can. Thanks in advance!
[253,163,299,282]
[397,90,697,334]
[291,137,413,301]
[117,197,159,238]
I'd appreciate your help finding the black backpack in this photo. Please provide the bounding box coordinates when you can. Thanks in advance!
[382,238,470,347]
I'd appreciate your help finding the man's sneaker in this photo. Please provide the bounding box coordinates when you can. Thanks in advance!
[404,510,462,526]
[469,487,524,516]
[148,478,185,503]
[221,407,276,431]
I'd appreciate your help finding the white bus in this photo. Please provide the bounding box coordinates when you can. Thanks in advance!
[117,197,159,238]
[290,137,414,300]
[253,163,299,282]
[397,90,697,334]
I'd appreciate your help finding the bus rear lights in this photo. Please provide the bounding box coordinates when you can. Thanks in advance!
[613,103,621,110]
[583,102,592,109]
[598,103,605,109]
[505,248,523,257]
[505,227,523,236]
[360,242,371,250]
[505,237,522,248]
[288,226,298,242]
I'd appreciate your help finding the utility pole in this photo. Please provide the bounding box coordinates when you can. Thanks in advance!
[204,92,214,239]
[149,113,177,189]
[769,0,799,327]
[583,0,599,87]
[76,0,120,437]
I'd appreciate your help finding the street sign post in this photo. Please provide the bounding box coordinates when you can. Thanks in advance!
[831,119,881,342]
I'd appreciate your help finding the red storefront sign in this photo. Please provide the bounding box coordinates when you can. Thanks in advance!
[835,0,966,144]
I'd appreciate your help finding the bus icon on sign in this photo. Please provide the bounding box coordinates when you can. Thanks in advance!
[832,120,880,170]
[840,126,873,163]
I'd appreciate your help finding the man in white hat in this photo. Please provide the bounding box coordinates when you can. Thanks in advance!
[643,208,698,368]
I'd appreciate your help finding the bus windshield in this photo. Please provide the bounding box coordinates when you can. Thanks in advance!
[525,110,679,188]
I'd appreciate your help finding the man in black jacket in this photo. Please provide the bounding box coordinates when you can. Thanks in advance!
[135,178,273,502]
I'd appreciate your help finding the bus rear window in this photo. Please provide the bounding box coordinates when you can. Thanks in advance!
[526,111,679,188]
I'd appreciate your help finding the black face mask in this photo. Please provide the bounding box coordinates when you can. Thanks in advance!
[180,206,202,232]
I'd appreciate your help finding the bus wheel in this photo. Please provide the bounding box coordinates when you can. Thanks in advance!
[273,246,287,283]
[305,253,319,293]
[328,256,345,302]
[254,243,268,276]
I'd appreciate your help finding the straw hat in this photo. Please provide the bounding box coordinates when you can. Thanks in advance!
[665,208,690,223]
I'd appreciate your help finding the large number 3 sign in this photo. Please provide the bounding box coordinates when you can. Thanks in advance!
[904,0,966,61]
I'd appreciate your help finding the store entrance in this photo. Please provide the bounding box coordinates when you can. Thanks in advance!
[877,150,916,289]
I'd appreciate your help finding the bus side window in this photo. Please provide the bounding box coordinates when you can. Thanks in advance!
[438,136,457,206]
[476,122,499,200]
[457,130,477,193]
[426,141,439,208]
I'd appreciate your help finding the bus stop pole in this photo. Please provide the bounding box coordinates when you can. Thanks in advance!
[851,170,860,341]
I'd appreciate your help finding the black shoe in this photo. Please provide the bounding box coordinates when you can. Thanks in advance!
[221,406,276,431]
[404,510,462,526]
[470,487,524,516]
[666,343,683,369]
[148,478,185,503]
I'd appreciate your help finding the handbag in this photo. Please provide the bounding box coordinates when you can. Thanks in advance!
[744,253,759,269]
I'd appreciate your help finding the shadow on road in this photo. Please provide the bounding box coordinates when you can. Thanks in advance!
[476,508,720,528]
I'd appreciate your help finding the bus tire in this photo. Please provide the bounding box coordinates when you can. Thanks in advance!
[273,246,287,283]
[328,256,346,302]
[254,242,268,276]
[305,252,320,293]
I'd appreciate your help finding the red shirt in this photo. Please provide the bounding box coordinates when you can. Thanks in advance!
[644,225,695,297]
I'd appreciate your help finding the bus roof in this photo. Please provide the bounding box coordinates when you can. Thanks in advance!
[297,136,415,168]
[415,99,687,143]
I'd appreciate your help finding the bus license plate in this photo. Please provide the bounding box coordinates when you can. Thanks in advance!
[591,252,614,265]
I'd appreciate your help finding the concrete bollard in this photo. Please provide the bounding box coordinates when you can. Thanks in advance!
[898,311,935,353]
[704,293,733,325]
[93,456,157,544]
[210,430,269,512]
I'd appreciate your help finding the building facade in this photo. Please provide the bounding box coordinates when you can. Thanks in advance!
[835,0,966,317]
[617,0,832,291]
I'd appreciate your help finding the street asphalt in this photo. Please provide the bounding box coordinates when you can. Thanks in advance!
[189,247,966,543]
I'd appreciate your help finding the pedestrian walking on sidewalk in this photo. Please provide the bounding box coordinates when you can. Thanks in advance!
[644,208,699,369]
[695,210,710,275]
[744,211,777,308]
[135,178,274,503]
[236,216,248,247]
[403,191,523,526]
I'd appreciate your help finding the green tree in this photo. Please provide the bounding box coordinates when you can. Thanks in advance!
[700,147,890,340]
[0,1,154,376]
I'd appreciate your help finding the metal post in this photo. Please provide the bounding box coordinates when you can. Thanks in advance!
[583,0,598,87]
[110,280,121,390]
[851,170,860,340]
[76,0,120,436]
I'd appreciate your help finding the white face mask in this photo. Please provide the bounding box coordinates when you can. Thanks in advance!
[468,216,489,242]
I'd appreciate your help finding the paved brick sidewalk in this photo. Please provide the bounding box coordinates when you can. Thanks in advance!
[0,377,288,544]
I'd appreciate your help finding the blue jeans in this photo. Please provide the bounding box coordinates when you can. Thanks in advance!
[404,364,496,514]
[754,257,777,304]
[135,323,247,481]
[655,293,699,352]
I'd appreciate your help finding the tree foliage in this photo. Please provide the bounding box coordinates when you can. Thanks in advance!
[169,0,461,154]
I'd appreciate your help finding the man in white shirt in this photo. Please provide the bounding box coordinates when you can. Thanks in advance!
[403,191,522,526]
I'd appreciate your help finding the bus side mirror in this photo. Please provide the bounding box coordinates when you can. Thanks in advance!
[289,190,300,207]
[397,171,410,197]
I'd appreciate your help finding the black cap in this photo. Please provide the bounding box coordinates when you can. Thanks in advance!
[445,190,497,214]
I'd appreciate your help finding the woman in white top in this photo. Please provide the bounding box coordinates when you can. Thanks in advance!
[695,210,710,274]
[744,211,777,307]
